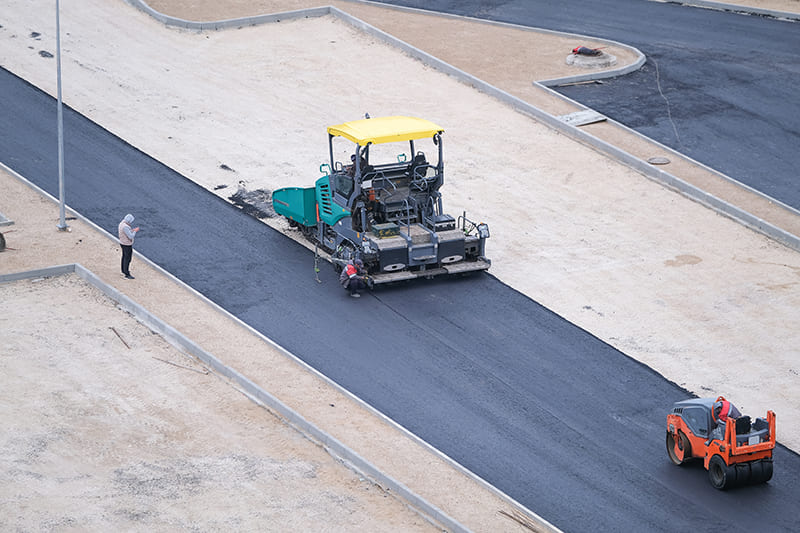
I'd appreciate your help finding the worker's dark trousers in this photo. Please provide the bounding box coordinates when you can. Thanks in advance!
[348,278,366,294]
[120,244,133,275]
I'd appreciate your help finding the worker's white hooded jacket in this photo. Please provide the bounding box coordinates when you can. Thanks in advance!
[118,214,136,245]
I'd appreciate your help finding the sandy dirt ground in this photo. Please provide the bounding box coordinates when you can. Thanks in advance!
[0,273,435,532]
[1,0,799,530]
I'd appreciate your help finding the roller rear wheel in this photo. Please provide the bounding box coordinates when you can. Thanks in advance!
[759,459,774,484]
[747,459,773,485]
[709,455,734,490]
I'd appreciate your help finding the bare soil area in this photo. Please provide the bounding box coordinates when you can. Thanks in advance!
[0,273,434,532]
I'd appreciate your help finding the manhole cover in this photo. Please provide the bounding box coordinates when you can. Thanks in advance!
[647,156,671,165]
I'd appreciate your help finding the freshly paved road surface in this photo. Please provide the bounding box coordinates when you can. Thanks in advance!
[375,0,800,211]
[3,67,799,532]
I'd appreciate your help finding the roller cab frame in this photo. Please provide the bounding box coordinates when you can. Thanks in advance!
[272,116,490,284]
[666,396,776,490]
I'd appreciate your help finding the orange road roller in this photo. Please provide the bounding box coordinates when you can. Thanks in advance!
[666,396,775,489]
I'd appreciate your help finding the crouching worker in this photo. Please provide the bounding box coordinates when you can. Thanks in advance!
[339,259,367,298]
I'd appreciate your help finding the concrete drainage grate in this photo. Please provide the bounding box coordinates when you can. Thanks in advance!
[566,51,617,69]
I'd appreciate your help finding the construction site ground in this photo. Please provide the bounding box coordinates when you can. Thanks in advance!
[2,0,799,531]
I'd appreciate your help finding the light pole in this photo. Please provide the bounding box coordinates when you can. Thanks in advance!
[56,0,68,231]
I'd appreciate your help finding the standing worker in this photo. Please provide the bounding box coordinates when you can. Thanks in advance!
[118,213,139,279]
[339,258,367,298]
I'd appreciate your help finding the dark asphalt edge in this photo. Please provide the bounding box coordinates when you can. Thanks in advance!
[0,164,474,533]
[668,0,800,21]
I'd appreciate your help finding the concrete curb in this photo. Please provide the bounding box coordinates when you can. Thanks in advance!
[124,0,330,29]
[0,263,77,282]
[0,162,476,532]
[675,0,800,21]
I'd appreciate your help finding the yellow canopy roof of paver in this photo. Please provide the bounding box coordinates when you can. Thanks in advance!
[327,116,444,146]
